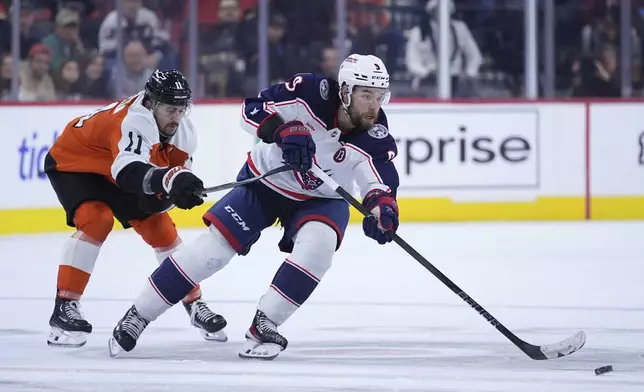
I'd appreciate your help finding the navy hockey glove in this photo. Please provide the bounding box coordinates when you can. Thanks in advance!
[273,120,316,173]
[362,189,399,244]
[160,166,205,210]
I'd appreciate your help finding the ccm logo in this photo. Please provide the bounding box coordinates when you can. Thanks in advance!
[224,205,251,231]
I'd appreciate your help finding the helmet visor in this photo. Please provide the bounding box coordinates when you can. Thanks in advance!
[153,102,191,137]
[351,86,391,106]
[156,102,190,119]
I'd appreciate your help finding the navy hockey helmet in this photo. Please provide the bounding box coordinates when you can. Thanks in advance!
[144,69,192,107]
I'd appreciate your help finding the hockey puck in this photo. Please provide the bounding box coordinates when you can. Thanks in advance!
[594,365,613,375]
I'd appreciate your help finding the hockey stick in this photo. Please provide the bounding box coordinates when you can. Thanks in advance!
[309,165,586,360]
[197,165,294,195]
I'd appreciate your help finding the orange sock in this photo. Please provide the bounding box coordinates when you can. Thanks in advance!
[57,202,114,300]
[57,264,91,300]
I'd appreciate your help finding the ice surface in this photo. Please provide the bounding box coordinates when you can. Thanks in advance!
[0,221,642,391]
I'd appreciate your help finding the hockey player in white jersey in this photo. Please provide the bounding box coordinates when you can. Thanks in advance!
[108,54,400,360]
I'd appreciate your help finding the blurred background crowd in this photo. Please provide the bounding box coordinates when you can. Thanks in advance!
[0,0,640,101]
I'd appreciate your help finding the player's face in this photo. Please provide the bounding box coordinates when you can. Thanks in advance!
[348,87,388,129]
[154,103,188,137]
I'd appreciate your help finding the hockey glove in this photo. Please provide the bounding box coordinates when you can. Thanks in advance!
[160,166,205,210]
[362,189,399,244]
[273,120,316,173]
[137,193,174,214]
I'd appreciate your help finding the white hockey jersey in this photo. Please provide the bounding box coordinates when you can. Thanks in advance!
[239,73,399,201]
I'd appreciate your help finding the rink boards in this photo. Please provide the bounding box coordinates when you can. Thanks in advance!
[1,100,643,234]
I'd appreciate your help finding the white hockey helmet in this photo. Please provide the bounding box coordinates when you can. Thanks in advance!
[338,54,391,107]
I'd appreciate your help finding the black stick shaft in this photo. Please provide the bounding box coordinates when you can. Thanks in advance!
[198,165,293,195]
[326,179,536,358]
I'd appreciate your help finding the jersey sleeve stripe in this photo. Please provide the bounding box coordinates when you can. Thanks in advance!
[275,98,327,129]
[344,143,385,184]
[240,101,260,127]
[263,102,277,115]
[242,99,277,125]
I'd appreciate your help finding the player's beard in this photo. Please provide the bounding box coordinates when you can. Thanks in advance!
[160,122,179,137]
[348,103,377,131]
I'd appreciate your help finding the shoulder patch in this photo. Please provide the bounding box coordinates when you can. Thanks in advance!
[319,79,329,100]
[367,124,389,139]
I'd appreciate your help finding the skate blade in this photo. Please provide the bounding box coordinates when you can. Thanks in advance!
[238,340,283,360]
[47,327,88,348]
[200,328,228,342]
[108,337,126,358]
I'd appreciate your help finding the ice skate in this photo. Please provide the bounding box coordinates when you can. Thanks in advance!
[47,297,92,348]
[108,305,150,357]
[239,310,288,360]
[183,299,228,342]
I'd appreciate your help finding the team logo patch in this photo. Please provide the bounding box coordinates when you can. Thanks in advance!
[152,70,167,81]
[367,124,389,139]
[319,79,329,100]
[333,147,347,162]
[295,170,324,191]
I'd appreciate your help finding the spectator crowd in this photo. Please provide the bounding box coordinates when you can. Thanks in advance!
[0,0,640,101]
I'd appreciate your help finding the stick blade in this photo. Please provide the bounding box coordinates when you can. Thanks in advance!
[540,330,587,359]
[524,330,586,360]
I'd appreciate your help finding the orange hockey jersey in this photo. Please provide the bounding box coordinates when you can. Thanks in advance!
[48,92,197,182]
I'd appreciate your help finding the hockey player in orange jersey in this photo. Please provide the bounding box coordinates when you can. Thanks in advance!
[44,69,227,347]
